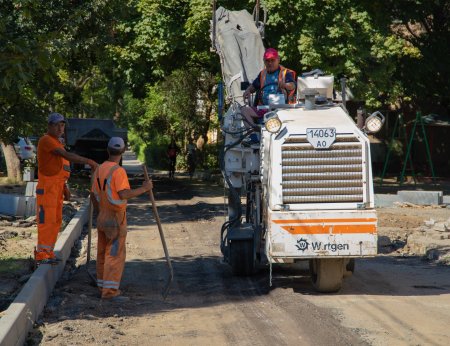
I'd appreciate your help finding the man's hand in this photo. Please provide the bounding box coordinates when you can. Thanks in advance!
[87,159,98,171]
[280,81,294,91]
[243,85,255,101]
[63,184,71,201]
[142,180,153,192]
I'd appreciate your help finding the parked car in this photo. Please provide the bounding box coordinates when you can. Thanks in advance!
[13,137,36,161]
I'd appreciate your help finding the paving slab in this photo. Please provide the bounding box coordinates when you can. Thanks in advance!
[0,201,89,346]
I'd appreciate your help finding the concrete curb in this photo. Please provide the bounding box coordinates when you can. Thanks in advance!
[0,201,90,346]
[375,191,449,208]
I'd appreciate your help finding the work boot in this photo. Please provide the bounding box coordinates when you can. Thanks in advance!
[36,258,61,266]
[106,295,130,303]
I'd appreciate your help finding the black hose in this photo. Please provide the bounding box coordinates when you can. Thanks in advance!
[219,101,262,252]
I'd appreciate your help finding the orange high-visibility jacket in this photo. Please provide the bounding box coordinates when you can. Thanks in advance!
[91,162,130,239]
[259,65,297,105]
[35,135,70,260]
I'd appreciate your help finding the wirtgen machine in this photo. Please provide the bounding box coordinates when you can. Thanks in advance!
[212,5,384,292]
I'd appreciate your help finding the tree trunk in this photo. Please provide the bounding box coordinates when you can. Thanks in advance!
[0,141,22,182]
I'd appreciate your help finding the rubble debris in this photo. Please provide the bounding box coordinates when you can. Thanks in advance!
[26,215,36,223]
[0,230,18,241]
[423,219,450,232]
[394,201,446,209]
[0,214,14,221]
[424,219,435,226]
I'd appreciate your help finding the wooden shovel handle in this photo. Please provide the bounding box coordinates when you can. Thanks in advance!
[142,165,174,298]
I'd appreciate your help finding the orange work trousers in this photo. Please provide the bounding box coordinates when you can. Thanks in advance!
[96,230,127,298]
[35,176,65,260]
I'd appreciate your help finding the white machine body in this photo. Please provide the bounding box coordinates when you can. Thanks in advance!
[223,102,378,263]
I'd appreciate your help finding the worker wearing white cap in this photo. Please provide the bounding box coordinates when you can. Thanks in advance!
[35,113,98,265]
[91,137,152,302]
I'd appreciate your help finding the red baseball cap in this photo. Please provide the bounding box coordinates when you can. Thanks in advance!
[263,48,279,60]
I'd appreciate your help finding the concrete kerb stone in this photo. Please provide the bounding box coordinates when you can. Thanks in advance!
[375,191,448,208]
[398,190,443,205]
[0,201,90,346]
[443,195,450,205]
[374,194,399,208]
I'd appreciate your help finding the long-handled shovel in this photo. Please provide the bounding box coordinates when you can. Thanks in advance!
[143,165,174,299]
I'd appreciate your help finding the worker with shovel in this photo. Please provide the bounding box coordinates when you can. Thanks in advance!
[91,137,152,302]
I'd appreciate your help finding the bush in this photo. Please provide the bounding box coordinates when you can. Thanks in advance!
[128,130,172,170]
[201,142,220,172]
[129,129,221,172]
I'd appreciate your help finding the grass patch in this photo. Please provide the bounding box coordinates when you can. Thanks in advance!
[0,257,30,275]
[0,177,24,185]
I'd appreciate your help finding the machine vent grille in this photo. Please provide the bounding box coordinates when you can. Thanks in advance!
[281,134,364,204]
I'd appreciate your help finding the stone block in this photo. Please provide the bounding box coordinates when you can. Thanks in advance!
[0,194,36,217]
[23,167,35,182]
[375,194,399,208]
[25,181,38,197]
[397,190,443,205]
[0,194,21,216]
[24,197,36,217]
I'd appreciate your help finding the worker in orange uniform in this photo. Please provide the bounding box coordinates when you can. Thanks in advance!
[91,137,152,302]
[36,113,98,265]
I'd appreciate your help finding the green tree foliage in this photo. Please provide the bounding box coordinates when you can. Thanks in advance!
[124,67,217,168]
[1,0,448,177]
[0,0,56,142]
[363,0,450,113]
[106,0,191,96]
[264,0,414,108]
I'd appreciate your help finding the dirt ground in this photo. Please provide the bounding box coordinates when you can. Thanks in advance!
[0,180,85,313]
[15,153,449,346]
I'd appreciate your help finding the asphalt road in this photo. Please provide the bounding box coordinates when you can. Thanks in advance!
[27,153,450,345]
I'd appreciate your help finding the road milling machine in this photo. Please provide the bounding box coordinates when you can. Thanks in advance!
[212,6,384,292]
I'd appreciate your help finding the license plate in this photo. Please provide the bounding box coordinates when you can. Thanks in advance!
[306,128,336,149]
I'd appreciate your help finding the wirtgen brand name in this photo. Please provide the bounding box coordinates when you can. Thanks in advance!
[297,238,349,252]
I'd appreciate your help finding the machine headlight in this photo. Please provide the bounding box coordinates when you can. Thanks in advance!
[265,116,282,133]
[364,111,385,133]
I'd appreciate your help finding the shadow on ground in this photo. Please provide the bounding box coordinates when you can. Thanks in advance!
[24,253,450,328]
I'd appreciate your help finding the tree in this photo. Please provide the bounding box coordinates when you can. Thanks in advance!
[263,0,414,108]
[364,0,450,114]
[0,1,57,180]
[0,0,128,180]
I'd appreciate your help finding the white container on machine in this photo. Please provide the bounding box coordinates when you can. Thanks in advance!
[297,75,334,99]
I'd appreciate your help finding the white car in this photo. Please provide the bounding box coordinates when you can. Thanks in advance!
[14,137,36,161]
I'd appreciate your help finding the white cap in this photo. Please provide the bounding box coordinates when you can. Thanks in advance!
[108,137,125,150]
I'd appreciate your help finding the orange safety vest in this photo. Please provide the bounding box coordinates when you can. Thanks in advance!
[259,65,297,105]
[92,163,127,240]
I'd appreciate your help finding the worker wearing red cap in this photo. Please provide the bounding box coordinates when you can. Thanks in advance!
[35,113,98,265]
[91,137,152,302]
[242,48,296,126]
